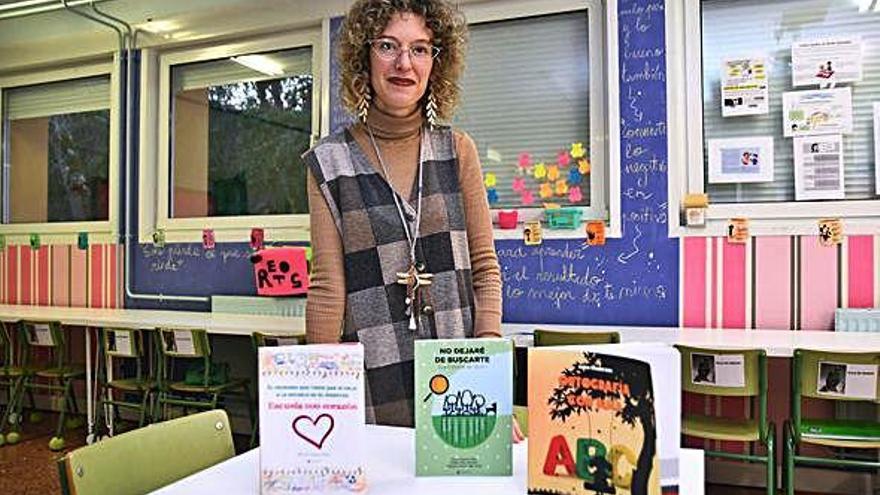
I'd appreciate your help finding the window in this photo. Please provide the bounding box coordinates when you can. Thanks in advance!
[153,31,320,241]
[669,0,880,235]
[2,75,111,225]
[455,1,609,230]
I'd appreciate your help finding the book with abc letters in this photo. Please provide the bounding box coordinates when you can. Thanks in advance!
[414,338,513,476]
[528,346,662,495]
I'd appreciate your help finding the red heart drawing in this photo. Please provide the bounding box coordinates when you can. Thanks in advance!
[292,414,334,449]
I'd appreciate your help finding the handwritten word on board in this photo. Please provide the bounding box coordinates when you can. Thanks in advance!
[253,248,309,296]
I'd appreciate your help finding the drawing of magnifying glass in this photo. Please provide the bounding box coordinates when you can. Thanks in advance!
[423,374,449,402]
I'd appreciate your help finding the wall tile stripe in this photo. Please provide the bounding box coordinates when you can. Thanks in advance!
[683,237,708,327]
[754,237,792,330]
[70,246,88,308]
[721,240,746,329]
[90,245,103,309]
[847,235,874,308]
[799,237,838,331]
[52,245,70,307]
[38,246,49,306]
[20,247,31,306]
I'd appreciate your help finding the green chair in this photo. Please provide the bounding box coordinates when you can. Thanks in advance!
[0,320,33,446]
[514,329,621,436]
[250,331,303,447]
[94,328,156,437]
[783,349,880,495]
[20,320,85,450]
[57,409,234,495]
[677,345,775,495]
[155,328,254,432]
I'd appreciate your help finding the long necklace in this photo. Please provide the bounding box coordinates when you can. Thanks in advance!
[366,124,433,331]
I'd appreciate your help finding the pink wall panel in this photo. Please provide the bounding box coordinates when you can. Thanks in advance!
[37,246,49,306]
[6,247,17,305]
[754,237,791,330]
[721,240,746,329]
[109,245,118,309]
[800,237,838,330]
[70,246,88,307]
[683,237,707,327]
[19,247,31,305]
[847,236,874,308]
[52,245,70,307]
[90,245,103,309]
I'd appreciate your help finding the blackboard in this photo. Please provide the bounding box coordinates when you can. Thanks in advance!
[499,0,678,326]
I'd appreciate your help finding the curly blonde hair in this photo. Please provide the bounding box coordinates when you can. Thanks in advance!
[337,0,468,123]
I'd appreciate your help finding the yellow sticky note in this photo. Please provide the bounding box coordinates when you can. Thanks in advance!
[578,159,591,174]
[533,162,547,179]
[547,165,560,181]
[484,173,497,188]
[571,142,586,159]
[555,179,568,196]
[539,183,553,199]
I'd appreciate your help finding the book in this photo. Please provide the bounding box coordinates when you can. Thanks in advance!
[258,344,366,494]
[414,338,513,476]
[528,343,680,495]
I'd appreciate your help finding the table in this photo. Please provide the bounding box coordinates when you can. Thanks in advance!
[151,426,705,494]
[503,323,880,357]
[0,304,304,441]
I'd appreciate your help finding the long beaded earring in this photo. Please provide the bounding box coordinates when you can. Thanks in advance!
[425,88,438,128]
[356,82,371,124]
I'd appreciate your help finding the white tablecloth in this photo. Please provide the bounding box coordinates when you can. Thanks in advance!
[152,425,704,494]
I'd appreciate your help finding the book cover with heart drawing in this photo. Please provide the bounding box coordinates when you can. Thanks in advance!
[259,343,365,494]
[414,338,513,476]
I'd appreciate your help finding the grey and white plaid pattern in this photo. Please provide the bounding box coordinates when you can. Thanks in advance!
[304,126,475,426]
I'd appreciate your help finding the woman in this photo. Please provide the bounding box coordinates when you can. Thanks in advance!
[303,0,503,428]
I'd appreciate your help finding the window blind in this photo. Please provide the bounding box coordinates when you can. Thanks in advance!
[173,47,312,93]
[701,0,879,203]
[454,10,591,209]
[4,76,110,120]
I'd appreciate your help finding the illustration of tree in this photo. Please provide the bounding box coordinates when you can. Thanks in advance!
[548,352,656,494]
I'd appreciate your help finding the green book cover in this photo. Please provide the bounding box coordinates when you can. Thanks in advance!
[414,338,513,476]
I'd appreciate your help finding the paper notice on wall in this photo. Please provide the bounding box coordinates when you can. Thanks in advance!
[721,57,769,117]
[707,136,774,183]
[783,88,853,137]
[691,353,745,388]
[792,37,862,87]
[817,362,878,400]
[793,134,845,201]
[874,103,879,195]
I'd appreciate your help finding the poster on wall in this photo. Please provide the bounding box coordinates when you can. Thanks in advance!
[721,57,769,117]
[791,37,862,87]
[874,103,879,195]
[793,134,845,201]
[707,136,774,183]
[783,88,853,137]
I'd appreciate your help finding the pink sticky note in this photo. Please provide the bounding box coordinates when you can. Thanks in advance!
[253,247,309,296]
[518,152,532,169]
[569,185,583,203]
[250,228,265,250]
[512,176,526,193]
[521,189,535,206]
[557,151,570,167]
[202,229,215,250]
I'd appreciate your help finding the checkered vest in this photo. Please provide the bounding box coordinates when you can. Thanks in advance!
[304,125,475,426]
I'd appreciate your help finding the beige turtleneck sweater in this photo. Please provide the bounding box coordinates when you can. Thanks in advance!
[306,106,502,343]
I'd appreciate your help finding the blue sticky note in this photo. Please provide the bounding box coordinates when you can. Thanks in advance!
[568,168,582,185]
[487,188,499,204]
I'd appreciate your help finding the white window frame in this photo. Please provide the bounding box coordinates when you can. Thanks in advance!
[667,0,880,238]
[0,59,120,245]
[462,0,621,239]
[144,29,321,244]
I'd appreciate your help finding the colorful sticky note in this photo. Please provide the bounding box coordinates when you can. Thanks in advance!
[533,162,546,179]
[202,229,216,250]
[518,152,532,169]
[484,173,497,188]
[487,188,499,204]
[250,228,265,251]
[520,189,535,206]
[523,221,542,246]
[818,218,843,247]
[727,218,749,244]
[554,180,568,196]
[547,165,560,181]
[77,232,89,250]
[152,229,165,248]
[578,159,591,175]
[568,186,583,203]
[253,247,310,296]
[585,220,606,246]
[29,234,40,250]
[557,151,570,167]
[570,142,586,159]
[512,176,526,193]
[497,210,518,229]
[539,183,553,199]
[567,168,582,185]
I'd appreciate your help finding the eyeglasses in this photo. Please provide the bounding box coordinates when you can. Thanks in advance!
[368,37,441,62]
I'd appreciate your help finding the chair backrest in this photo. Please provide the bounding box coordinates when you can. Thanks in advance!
[251,332,304,349]
[793,349,880,407]
[156,328,209,358]
[533,328,620,347]
[57,409,235,495]
[102,328,147,382]
[0,320,15,369]
[20,320,65,367]
[677,345,765,397]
